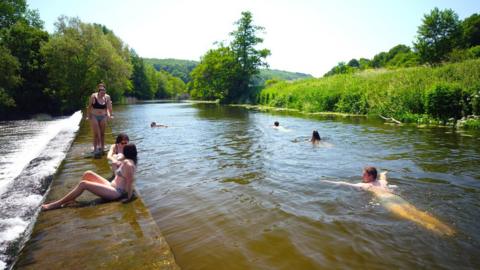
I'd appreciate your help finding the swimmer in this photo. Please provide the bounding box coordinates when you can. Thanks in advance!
[273,121,280,128]
[324,167,455,236]
[311,130,321,144]
[151,121,168,128]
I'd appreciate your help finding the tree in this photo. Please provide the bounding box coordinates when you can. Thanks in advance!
[414,8,462,65]
[229,11,270,102]
[130,49,152,99]
[347,58,360,68]
[0,0,27,29]
[41,16,132,113]
[462,13,480,48]
[2,21,50,114]
[0,45,20,114]
[189,46,240,100]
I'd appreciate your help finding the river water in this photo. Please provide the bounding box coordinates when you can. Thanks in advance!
[111,102,480,269]
[2,102,480,269]
[0,112,81,269]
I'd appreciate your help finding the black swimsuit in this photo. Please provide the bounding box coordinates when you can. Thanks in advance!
[92,96,107,109]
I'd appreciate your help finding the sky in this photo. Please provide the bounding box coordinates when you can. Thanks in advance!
[27,0,478,77]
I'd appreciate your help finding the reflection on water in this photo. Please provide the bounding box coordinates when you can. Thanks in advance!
[110,102,480,269]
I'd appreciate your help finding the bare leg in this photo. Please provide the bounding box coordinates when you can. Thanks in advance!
[89,118,101,152]
[42,180,120,211]
[82,170,111,185]
[98,118,107,152]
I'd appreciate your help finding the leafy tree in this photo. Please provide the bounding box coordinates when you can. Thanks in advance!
[462,13,480,48]
[347,58,360,68]
[358,58,372,70]
[41,16,132,113]
[0,45,20,114]
[130,50,152,99]
[0,0,26,29]
[372,52,388,68]
[414,8,462,65]
[324,62,354,76]
[189,46,240,100]
[229,11,270,102]
[2,21,50,114]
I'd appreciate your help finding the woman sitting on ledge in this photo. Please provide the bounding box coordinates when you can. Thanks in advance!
[42,143,138,211]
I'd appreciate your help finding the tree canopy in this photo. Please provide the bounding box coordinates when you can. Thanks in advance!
[190,11,270,103]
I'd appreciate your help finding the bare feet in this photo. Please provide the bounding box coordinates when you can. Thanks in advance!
[41,202,61,211]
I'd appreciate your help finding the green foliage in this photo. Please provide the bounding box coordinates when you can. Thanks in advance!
[462,13,480,48]
[259,59,480,124]
[190,11,270,103]
[130,50,152,99]
[41,16,132,113]
[189,46,240,100]
[414,8,462,65]
[0,45,20,113]
[228,11,270,102]
[0,0,26,29]
[144,58,198,83]
[424,84,463,122]
[1,20,50,114]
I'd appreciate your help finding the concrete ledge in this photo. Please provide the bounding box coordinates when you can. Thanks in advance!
[14,120,179,269]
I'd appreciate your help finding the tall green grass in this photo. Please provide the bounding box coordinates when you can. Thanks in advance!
[258,59,480,124]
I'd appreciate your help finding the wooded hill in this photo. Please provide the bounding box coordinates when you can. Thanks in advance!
[143,58,313,84]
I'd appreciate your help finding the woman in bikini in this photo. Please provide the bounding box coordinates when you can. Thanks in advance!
[107,133,129,175]
[87,82,113,154]
[42,143,137,211]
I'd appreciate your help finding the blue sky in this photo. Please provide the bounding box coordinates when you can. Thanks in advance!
[27,0,478,77]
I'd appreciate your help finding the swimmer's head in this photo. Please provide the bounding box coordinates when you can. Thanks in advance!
[311,130,321,142]
[274,121,279,127]
[363,166,377,183]
[151,122,156,127]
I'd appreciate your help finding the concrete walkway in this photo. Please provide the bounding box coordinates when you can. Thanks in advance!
[15,120,179,269]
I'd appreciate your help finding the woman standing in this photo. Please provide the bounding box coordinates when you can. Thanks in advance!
[87,82,113,154]
[42,143,138,210]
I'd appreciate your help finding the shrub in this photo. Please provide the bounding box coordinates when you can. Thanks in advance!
[424,84,463,122]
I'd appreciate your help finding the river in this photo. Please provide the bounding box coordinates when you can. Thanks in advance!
[3,102,480,269]
[113,102,480,269]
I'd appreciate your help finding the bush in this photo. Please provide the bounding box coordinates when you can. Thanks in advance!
[424,84,463,122]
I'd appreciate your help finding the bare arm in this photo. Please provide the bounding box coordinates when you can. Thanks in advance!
[106,95,113,119]
[107,144,116,162]
[86,94,93,119]
[323,180,364,188]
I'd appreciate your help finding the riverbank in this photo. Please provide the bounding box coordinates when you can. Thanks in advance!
[13,118,178,269]
[257,59,480,129]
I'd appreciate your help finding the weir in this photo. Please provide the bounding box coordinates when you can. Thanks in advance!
[14,119,179,269]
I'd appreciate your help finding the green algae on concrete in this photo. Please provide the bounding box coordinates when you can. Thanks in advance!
[14,119,179,270]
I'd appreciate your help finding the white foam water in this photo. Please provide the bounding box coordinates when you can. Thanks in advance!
[0,111,82,269]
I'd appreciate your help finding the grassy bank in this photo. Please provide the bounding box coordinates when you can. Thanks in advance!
[258,59,480,128]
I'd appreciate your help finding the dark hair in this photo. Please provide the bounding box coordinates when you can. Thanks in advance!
[364,166,377,180]
[150,122,156,127]
[312,130,321,141]
[274,121,279,127]
[123,143,138,165]
[115,133,130,144]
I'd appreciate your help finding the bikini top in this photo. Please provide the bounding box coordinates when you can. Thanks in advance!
[92,95,107,109]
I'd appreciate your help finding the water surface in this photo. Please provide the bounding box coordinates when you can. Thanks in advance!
[29,102,480,269]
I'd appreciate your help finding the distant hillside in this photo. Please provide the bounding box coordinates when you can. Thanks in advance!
[257,69,313,83]
[143,58,198,83]
[143,58,313,84]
